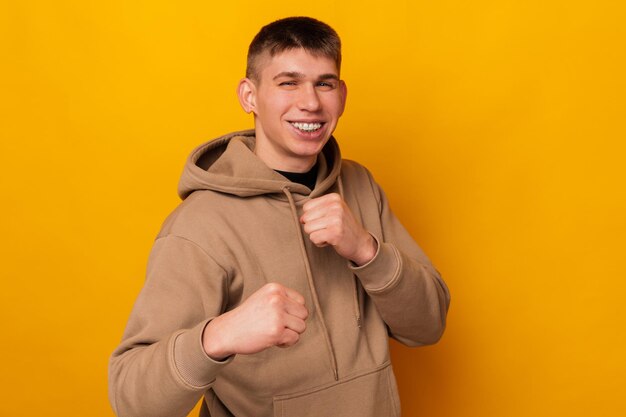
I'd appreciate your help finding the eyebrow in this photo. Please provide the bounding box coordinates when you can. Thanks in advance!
[272,71,339,81]
[319,73,340,81]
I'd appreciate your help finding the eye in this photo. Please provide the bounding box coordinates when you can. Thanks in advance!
[279,81,297,86]
[317,81,336,89]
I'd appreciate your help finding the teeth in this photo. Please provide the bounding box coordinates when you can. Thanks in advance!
[291,122,322,132]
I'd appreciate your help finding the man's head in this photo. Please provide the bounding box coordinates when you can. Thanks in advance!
[238,17,347,173]
[246,17,342,83]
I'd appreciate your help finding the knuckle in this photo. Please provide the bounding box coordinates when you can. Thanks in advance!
[327,224,339,236]
[330,217,342,227]
[330,206,344,218]
[264,283,282,294]
[311,237,326,248]
[308,233,321,244]
[267,294,283,307]
[269,322,284,337]
[286,332,299,345]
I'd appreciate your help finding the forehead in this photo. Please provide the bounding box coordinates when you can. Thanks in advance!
[256,48,339,79]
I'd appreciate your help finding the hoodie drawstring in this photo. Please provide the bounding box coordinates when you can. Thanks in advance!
[336,176,362,328]
[282,186,339,381]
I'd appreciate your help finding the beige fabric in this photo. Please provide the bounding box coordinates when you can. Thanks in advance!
[108,131,450,417]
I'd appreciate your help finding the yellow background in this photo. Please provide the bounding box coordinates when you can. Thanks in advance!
[1,1,625,416]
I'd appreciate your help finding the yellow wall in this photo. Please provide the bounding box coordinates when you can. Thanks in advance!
[2,1,624,416]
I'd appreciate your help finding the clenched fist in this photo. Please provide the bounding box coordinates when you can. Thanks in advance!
[300,193,377,266]
[202,283,308,360]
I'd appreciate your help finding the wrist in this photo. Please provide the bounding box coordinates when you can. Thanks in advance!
[351,233,377,266]
[202,318,232,361]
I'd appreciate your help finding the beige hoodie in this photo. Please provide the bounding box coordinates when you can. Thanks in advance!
[109,130,450,417]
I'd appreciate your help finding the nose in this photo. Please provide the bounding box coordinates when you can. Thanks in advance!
[297,84,321,112]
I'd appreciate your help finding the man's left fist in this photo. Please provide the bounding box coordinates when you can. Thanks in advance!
[300,193,377,266]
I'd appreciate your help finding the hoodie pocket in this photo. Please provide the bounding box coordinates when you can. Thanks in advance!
[272,363,400,417]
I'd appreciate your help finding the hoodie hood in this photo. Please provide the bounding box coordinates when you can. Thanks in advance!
[178,129,342,200]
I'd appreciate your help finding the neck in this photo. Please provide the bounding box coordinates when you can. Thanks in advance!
[253,139,318,173]
[264,157,317,173]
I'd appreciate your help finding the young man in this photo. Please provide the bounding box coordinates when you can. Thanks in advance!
[109,16,450,417]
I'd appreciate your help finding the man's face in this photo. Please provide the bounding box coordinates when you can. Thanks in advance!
[239,48,347,172]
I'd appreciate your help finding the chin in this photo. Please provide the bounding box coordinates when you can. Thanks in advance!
[292,142,326,157]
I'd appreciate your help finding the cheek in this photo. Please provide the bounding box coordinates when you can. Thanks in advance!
[321,91,344,110]
[324,97,345,118]
[258,95,292,118]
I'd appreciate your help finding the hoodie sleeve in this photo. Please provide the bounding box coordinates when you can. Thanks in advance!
[108,234,233,417]
[347,168,451,347]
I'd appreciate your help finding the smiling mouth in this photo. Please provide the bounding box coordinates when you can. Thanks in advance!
[290,122,324,132]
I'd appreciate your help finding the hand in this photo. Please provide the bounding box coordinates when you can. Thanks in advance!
[300,193,377,266]
[202,283,308,360]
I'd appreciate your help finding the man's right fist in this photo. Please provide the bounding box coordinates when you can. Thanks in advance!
[202,283,309,360]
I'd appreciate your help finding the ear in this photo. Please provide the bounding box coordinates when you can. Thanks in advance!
[237,78,257,114]
[338,80,348,117]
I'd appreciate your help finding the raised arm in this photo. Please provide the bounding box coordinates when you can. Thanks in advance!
[109,233,309,417]
[300,164,450,346]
